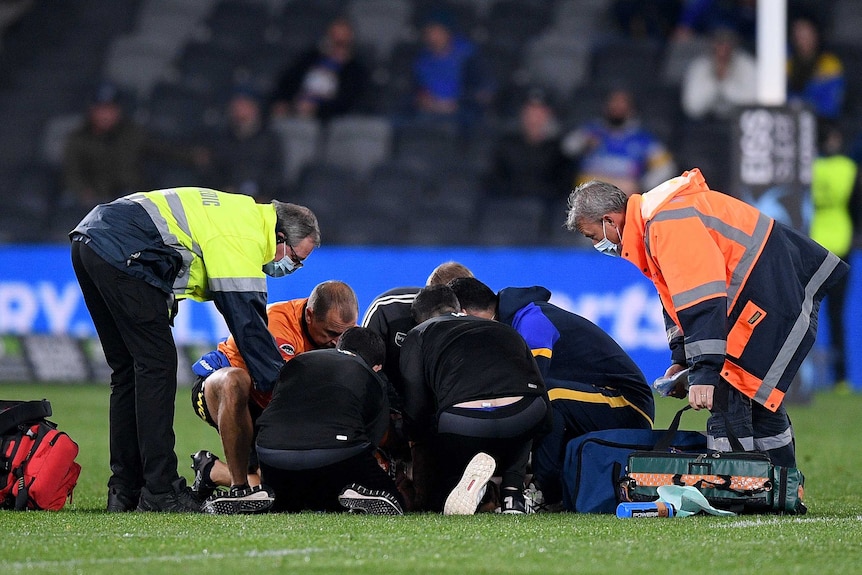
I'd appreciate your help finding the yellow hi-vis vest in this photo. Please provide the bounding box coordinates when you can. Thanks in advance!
[810,154,857,257]
[128,188,277,301]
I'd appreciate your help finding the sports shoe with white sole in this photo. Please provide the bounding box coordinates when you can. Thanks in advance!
[190,450,219,500]
[338,484,404,515]
[443,452,496,515]
[202,484,275,514]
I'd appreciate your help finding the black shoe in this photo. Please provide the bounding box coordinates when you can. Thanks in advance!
[106,486,139,512]
[190,450,219,499]
[501,487,531,515]
[338,484,403,515]
[136,478,202,513]
[201,484,275,515]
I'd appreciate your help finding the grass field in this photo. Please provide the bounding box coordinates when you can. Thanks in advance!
[0,383,860,575]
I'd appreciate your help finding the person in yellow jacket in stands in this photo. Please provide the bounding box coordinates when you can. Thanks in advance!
[565,169,848,469]
[809,121,861,391]
[70,188,320,513]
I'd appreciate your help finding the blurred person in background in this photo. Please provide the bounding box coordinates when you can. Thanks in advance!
[205,83,284,202]
[63,81,206,211]
[487,89,569,204]
[270,17,368,122]
[808,121,861,391]
[562,87,676,197]
[410,9,495,131]
[681,26,757,120]
[787,13,844,120]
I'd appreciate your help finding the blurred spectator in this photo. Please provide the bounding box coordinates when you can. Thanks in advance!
[672,0,756,46]
[787,14,845,120]
[561,88,676,197]
[486,90,569,203]
[681,27,757,120]
[62,81,205,209]
[410,9,495,130]
[270,17,368,121]
[808,121,861,390]
[206,84,284,201]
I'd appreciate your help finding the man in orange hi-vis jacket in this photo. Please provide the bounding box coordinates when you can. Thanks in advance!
[564,168,849,467]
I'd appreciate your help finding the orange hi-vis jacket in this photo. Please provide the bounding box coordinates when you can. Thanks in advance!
[218,298,317,408]
[620,169,848,411]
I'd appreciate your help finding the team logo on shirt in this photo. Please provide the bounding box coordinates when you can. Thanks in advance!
[394,332,408,347]
[278,343,296,356]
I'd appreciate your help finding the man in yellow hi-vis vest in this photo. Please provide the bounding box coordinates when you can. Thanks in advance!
[70,188,320,513]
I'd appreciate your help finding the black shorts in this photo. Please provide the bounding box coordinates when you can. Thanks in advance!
[190,375,264,430]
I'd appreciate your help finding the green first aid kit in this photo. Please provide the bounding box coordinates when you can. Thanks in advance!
[619,407,806,515]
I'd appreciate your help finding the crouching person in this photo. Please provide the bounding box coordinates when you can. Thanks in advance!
[255,327,404,514]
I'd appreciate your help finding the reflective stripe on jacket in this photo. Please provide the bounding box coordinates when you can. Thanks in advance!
[621,169,848,411]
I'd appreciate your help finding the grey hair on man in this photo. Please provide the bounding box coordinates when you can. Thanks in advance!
[272,201,321,247]
[565,180,628,233]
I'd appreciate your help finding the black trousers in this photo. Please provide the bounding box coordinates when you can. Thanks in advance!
[428,396,548,511]
[259,447,401,513]
[71,241,180,494]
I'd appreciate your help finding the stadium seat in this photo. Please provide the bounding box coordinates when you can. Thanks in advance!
[406,208,474,245]
[144,82,215,141]
[423,166,483,214]
[484,0,552,46]
[393,122,462,171]
[590,37,662,89]
[103,39,173,100]
[277,0,343,54]
[674,119,734,195]
[40,113,83,167]
[175,41,243,100]
[475,197,548,246]
[830,0,862,47]
[271,117,322,187]
[522,33,591,102]
[660,36,713,87]
[362,162,427,219]
[330,211,408,245]
[321,115,393,178]
[347,0,413,62]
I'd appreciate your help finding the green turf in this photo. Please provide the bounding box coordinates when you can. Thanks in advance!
[0,383,860,575]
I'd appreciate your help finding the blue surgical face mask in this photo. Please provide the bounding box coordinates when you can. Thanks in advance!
[593,220,621,257]
[263,257,299,277]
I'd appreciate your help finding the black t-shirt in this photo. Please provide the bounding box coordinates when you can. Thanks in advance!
[399,313,547,440]
[255,349,389,451]
[361,286,420,399]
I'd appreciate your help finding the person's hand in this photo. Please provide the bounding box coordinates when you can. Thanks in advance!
[688,384,714,411]
[662,364,689,398]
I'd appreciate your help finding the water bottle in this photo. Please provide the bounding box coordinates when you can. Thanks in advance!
[652,368,690,397]
[616,501,676,518]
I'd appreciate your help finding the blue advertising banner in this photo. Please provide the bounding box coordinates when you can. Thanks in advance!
[0,244,858,388]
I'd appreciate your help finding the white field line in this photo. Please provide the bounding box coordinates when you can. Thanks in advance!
[710,516,862,528]
[2,547,321,571]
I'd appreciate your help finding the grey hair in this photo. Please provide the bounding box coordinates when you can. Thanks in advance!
[272,201,321,247]
[564,180,628,232]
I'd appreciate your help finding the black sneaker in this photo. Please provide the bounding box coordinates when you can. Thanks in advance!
[136,478,202,513]
[338,484,403,515]
[501,487,531,515]
[190,450,219,499]
[202,484,275,515]
[106,486,139,512]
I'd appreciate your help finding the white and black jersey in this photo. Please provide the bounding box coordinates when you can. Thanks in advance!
[361,286,421,397]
